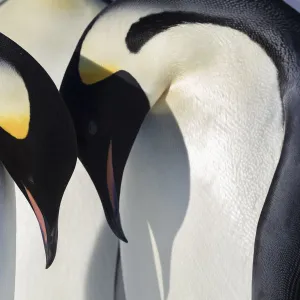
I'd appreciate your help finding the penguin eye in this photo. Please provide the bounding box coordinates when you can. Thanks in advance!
[88,120,98,136]
[28,176,34,184]
[87,111,112,138]
[24,176,35,187]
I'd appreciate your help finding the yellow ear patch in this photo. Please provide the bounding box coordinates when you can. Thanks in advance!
[79,56,118,84]
[0,114,29,139]
[0,60,30,139]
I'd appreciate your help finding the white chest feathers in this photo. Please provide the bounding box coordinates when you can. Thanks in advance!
[119,24,284,300]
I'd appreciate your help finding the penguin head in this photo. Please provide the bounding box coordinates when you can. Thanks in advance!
[60,9,160,242]
[73,7,173,105]
[0,33,77,268]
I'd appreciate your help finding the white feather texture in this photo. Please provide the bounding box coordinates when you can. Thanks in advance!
[0,0,293,298]
[120,24,283,300]
[82,8,284,299]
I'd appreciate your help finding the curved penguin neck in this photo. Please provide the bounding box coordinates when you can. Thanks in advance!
[119,23,285,299]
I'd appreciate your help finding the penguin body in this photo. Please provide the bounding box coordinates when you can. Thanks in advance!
[119,24,283,300]
[61,0,300,299]
[0,1,125,299]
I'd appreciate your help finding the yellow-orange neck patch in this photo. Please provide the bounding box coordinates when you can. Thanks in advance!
[24,186,48,245]
[0,114,29,139]
[79,56,118,85]
[0,60,30,139]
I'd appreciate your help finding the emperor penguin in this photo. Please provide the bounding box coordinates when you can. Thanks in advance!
[60,0,300,299]
[0,32,77,299]
[0,1,125,300]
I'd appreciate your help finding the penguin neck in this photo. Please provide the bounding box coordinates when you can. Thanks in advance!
[120,23,284,300]
[118,23,281,107]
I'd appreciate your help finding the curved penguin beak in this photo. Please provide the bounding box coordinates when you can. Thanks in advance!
[61,50,150,242]
[0,33,77,268]
[24,187,58,269]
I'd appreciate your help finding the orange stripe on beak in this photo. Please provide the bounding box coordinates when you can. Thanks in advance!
[107,141,116,211]
[24,186,48,245]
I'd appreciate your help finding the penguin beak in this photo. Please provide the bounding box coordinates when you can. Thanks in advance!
[0,87,78,269]
[22,187,59,269]
[60,55,150,242]
[0,90,77,268]
[0,36,77,268]
[0,101,77,269]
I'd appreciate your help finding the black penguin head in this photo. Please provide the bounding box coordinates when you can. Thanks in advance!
[0,33,77,268]
[60,12,150,241]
